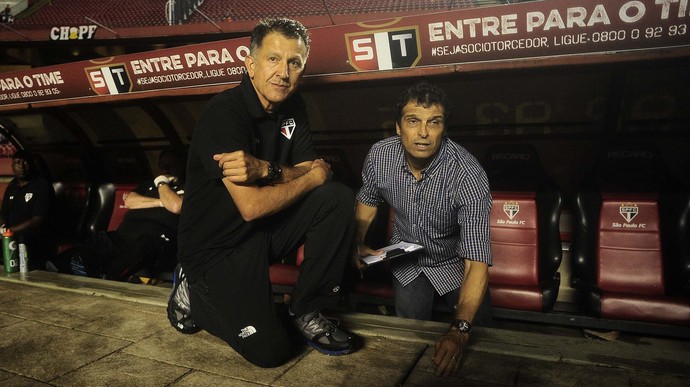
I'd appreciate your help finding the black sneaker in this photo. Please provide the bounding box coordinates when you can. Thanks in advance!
[167,264,200,334]
[292,311,357,356]
[70,256,87,276]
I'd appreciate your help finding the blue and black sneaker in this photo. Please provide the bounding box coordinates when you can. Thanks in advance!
[167,264,200,334]
[291,311,357,356]
[70,256,87,276]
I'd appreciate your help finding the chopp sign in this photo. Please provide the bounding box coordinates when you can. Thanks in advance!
[50,25,98,40]
[346,27,421,71]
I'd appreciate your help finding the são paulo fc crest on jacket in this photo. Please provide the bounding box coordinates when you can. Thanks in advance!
[281,118,296,140]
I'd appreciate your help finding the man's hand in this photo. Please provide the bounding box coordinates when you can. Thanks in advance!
[433,331,466,377]
[309,158,333,184]
[352,244,383,271]
[213,151,266,184]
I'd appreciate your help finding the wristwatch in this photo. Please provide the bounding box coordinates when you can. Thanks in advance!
[267,161,282,183]
[450,319,472,334]
[153,175,170,188]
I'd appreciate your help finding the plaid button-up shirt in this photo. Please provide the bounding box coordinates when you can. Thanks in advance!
[357,136,492,295]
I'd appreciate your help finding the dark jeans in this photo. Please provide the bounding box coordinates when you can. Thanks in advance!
[189,182,355,368]
[393,272,493,326]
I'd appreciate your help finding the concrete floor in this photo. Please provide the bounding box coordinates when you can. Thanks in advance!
[1,270,689,387]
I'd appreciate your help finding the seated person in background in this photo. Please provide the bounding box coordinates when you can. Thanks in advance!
[352,81,493,377]
[56,149,186,281]
[0,150,56,270]
[1,4,13,23]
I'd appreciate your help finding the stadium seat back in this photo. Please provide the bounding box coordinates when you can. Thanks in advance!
[597,195,664,296]
[485,144,563,312]
[571,142,690,325]
[85,182,139,236]
[489,192,539,286]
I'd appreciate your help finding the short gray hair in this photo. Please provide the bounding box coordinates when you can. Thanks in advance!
[250,18,310,57]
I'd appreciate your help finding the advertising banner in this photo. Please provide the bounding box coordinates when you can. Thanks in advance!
[1,0,688,110]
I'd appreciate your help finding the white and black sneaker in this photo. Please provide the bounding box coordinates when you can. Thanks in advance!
[167,264,200,334]
[292,311,357,355]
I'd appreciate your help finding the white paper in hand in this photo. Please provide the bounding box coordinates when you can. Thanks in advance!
[361,241,424,266]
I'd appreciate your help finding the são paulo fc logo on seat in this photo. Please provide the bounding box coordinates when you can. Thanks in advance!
[503,202,519,220]
[619,203,639,223]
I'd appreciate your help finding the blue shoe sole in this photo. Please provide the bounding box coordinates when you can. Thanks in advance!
[303,337,356,356]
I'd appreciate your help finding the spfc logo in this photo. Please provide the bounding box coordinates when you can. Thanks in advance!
[24,193,33,202]
[619,203,638,223]
[503,202,519,220]
[281,118,296,140]
[345,26,421,72]
[85,63,132,95]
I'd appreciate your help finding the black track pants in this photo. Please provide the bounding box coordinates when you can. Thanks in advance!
[189,182,355,367]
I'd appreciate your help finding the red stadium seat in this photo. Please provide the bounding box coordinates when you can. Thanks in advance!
[490,192,545,311]
[13,0,479,29]
[12,0,169,29]
[86,182,138,235]
[485,144,563,312]
[269,244,305,298]
[572,142,690,326]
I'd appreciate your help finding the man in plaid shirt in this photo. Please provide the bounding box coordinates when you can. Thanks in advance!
[354,81,492,377]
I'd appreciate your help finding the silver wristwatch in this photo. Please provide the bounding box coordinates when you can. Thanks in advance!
[451,319,472,333]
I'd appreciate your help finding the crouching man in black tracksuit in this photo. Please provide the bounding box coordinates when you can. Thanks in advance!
[167,18,357,367]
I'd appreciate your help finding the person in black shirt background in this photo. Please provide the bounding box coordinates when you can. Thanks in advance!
[0,150,56,270]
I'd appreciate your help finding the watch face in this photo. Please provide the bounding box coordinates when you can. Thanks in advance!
[455,320,471,332]
[268,162,279,181]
